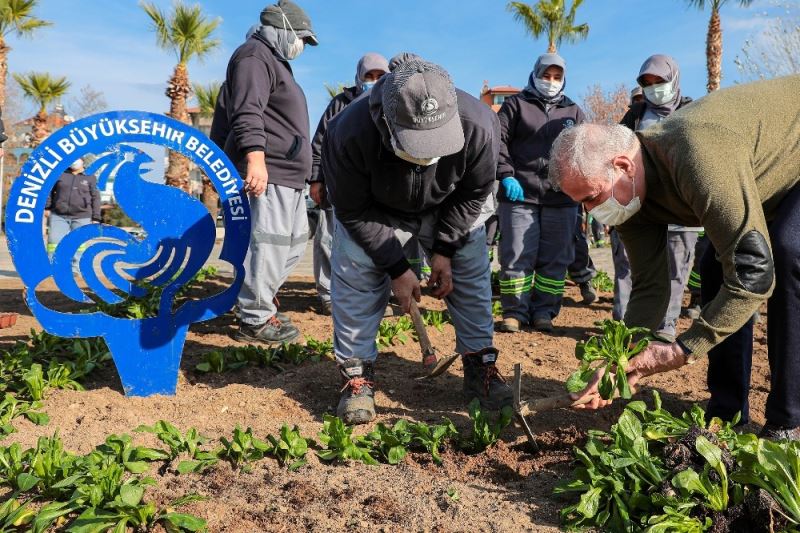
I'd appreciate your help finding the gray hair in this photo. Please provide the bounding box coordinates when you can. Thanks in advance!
[549,124,638,191]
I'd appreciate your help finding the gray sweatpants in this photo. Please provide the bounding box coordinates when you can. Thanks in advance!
[313,207,334,303]
[238,183,309,325]
[657,230,699,338]
[498,203,577,322]
[331,214,493,363]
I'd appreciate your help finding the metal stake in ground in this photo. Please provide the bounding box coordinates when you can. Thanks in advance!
[513,363,595,448]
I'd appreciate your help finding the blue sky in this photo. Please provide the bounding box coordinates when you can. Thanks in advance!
[7,0,780,124]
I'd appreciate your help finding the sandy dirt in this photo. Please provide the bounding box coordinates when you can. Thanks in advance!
[0,275,770,532]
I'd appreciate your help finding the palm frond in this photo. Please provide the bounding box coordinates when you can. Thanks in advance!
[13,71,70,112]
[0,0,51,38]
[192,81,221,116]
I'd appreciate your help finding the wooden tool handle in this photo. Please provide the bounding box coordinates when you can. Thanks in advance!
[518,393,594,416]
[409,300,434,355]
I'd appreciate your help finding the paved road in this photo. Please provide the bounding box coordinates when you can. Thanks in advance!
[0,233,612,281]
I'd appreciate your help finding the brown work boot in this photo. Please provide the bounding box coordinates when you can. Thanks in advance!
[759,422,800,442]
[336,359,376,425]
[532,317,553,332]
[462,347,513,410]
[497,317,520,333]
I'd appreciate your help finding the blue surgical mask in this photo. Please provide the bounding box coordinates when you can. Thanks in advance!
[361,81,376,92]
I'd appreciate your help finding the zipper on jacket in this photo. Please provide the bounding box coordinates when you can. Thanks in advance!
[413,165,423,209]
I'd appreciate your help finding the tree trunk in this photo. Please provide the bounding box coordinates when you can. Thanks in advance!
[706,8,723,92]
[201,178,219,223]
[165,63,192,192]
[31,110,49,147]
[547,33,556,53]
[0,37,9,109]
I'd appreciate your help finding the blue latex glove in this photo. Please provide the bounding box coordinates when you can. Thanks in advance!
[502,177,524,202]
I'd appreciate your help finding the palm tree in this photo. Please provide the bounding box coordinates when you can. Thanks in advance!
[192,81,221,216]
[507,0,589,53]
[685,0,754,92]
[0,0,50,108]
[192,81,220,117]
[324,82,346,100]
[141,1,220,192]
[13,71,69,147]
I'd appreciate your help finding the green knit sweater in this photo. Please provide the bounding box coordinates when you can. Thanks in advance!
[617,75,800,356]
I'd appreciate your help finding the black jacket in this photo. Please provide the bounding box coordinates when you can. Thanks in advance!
[209,81,228,150]
[221,35,311,190]
[45,172,101,220]
[619,96,694,131]
[310,85,360,184]
[322,80,500,279]
[496,91,585,206]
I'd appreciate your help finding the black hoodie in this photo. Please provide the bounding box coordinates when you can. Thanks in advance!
[322,77,500,279]
[221,34,311,190]
[496,91,585,206]
[310,85,361,184]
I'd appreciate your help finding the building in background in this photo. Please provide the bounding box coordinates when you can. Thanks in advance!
[480,81,520,112]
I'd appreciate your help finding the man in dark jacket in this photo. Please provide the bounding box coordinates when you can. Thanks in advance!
[322,57,510,424]
[217,0,318,345]
[495,53,586,333]
[309,52,389,315]
[45,158,101,263]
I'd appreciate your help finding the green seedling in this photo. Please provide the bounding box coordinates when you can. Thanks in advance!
[376,318,412,350]
[408,418,458,465]
[0,394,49,439]
[267,424,309,470]
[462,399,514,453]
[316,415,377,465]
[732,435,800,525]
[367,420,413,465]
[218,426,271,471]
[566,319,651,400]
[492,300,503,317]
[671,436,730,512]
[422,310,450,331]
[591,270,614,292]
[305,336,334,360]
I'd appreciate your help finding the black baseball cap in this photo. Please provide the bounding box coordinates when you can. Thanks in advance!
[260,0,319,46]
[382,59,464,159]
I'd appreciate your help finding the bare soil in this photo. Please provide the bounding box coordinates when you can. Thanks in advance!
[0,275,771,532]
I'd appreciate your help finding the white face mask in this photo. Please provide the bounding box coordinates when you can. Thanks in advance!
[280,12,304,60]
[589,171,642,226]
[643,80,676,106]
[534,78,563,98]
[389,134,440,166]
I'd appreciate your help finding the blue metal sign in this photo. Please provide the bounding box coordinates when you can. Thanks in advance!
[4,111,250,397]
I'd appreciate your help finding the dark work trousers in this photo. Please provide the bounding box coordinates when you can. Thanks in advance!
[704,184,800,428]
[498,203,577,322]
[568,211,595,284]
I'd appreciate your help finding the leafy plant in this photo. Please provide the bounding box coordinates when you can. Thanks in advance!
[566,319,651,400]
[492,300,503,317]
[408,418,458,465]
[218,426,271,472]
[367,420,413,465]
[135,420,217,474]
[0,394,48,439]
[376,318,412,350]
[267,424,309,470]
[422,309,450,331]
[305,336,334,360]
[732,435,800,525]
[461,399,514,453]
[672,436,731,512]
[591,270,614,292]
[316,415,377,465]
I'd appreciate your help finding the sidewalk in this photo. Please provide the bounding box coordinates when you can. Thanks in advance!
[0,233,612,281]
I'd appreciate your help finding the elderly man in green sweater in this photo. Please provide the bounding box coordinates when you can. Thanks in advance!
[548,75,800,440]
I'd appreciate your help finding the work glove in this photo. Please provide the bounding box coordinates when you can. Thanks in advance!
[501,177,524,202]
